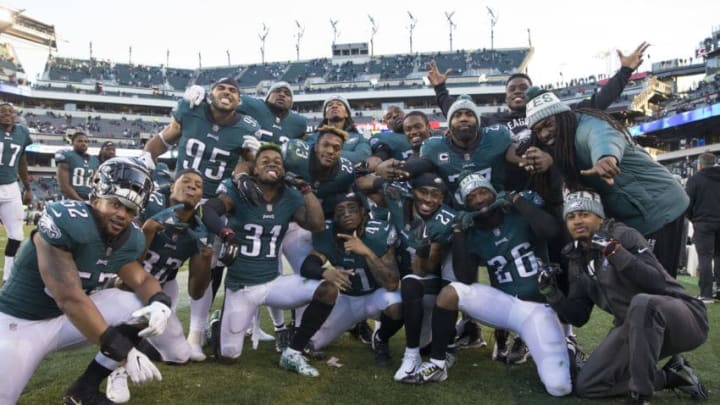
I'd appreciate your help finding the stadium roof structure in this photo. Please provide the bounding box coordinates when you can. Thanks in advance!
[0,5,56,48]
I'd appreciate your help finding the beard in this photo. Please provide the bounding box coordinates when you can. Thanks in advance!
[451,124,478,143]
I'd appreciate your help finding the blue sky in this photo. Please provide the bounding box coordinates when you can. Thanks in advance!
[4,0,717,86]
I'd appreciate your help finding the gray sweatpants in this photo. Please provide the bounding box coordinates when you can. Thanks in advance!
[575,293,708,398]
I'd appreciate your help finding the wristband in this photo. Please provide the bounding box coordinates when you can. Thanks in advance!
[299,185,312,195]
[148,291,172,308]
[100,326,134,361]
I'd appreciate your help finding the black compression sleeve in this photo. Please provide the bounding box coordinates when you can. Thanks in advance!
[300,254,325,280]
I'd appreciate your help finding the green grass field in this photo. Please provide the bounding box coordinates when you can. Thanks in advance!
[2,225,718,404]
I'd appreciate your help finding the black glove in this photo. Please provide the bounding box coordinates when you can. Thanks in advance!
[354,161,370,178]
[218,227,235,243]
[590,231,621,256]
[537,263,562,296]
[233,173,263,206]
[384,182,409,201]
[455,210,482,231]
[284,172,312,194]
[218,240,240,266]
[409,214,430,251]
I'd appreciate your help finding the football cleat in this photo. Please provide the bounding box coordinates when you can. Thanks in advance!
[371,329,391,366]
[279,349,320,377]
[349,320,373,345]
[105,367,130,403]
[455,320,487,349]
[275,326,293,353]
[662,355,708,400]
[401,361,448,384]
[492,329,510,362]
[394,350,422,381]
[64,380,116,405]
[506,336,530,365]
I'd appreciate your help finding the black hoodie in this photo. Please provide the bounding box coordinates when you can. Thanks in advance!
[686,165,720,223]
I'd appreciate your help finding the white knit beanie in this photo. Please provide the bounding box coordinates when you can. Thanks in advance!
[563,191,605,220]
[459,172,496,205]
[265,81,293,108]
[322,94,351,117]
[525,86,571,128]
[447,96,480,127]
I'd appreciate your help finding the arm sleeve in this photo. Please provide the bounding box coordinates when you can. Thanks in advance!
[200,198,227,235]
[513,198,559,240]
[371,143,393,161]
[433,83,454,118]
[573,67,633,110]
[451,231,479,284]
[586,122,627,164]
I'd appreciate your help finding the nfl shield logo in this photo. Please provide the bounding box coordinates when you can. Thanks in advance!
[212,124,219,132]
[492,228,501,237]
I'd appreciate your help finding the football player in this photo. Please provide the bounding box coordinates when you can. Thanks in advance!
[204,144,336,377]
[143,77,262,359]
[0,157,169,404]
[56,131,100,201]
[305,95,371,164]
[70,169,214,403]
[0,102,32,283]
[183,80,307,145]
[402,173,572,398]
[302,192,403,365]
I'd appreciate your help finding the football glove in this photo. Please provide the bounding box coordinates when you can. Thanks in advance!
[242,135,262,154]
[455,210,483,231]
[132,301,172,338]
[135,151,156,172]
[125,348,162,385]
[150,204,191,230]
[590,231,621,256]
[384,182,409,201]
[218,240,240,266]
[354,161,370,178]
[283,172,312,194]
[537,263,562,296]
[183,85,206,108]
[233,173,263,206]
[408,213,430,250]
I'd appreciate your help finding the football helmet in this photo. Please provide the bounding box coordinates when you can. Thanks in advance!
[91,157,154,214]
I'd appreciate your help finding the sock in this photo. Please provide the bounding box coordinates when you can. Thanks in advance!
[430,306,457,362]
[268,306,286,330]
[401,278,424,348]
[404,346,420,357]
[189,285,213,335]
[430,357,447,369]
[290,299,333,352]
[76,358,114,388]
[210,266,224,300]
[377,312,404,342]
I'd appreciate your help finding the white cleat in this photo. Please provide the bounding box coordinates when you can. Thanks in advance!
[393,350,422,382]
[106,367,130,403]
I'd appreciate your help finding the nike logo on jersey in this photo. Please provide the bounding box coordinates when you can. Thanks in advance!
[96,259,109,266]
[638,247,649,254]
[494,237,509,246]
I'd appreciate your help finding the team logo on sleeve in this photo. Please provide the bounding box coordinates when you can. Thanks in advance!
[39,212,62,239]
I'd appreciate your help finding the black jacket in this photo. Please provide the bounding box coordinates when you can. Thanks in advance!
[547,219,706,328]
[686,166,720,224]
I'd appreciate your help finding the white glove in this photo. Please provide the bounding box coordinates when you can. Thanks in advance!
[132,301,172,338]
[136,151,156,172]
[183,85,206,108]
[242,135,262,154]
[124,348,162,385]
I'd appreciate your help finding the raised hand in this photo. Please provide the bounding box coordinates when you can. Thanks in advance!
[337,231,373,257]
[183,85,206,108]
[427,59,451,87]
[580,156,620,185]
[618,42,650,71]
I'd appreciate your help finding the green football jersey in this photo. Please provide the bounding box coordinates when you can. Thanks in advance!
[218,178,304,290]
[0,200,145,320]
[172,99,261,198]
[238,95,307,144]
[465,211,548,301]
[55,149,100,199]
[384,183,456,276]
[282,139,354,213]
[0,124,32,185]
[419,124,512,207]
[306,128,371,164]
[369,131,413,161]
[153,161,174,191]
[312,219,396,296]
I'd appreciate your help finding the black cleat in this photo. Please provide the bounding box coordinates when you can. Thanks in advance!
[64,380,116,405]
[662,355,708,400]
[371,329,392,366]
[492,329,510,362]
[506,336,530,365]
[275,326,293,353]
[349,320,373,345]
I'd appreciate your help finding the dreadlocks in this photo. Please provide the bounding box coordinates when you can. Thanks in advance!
[543,111,581,190]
